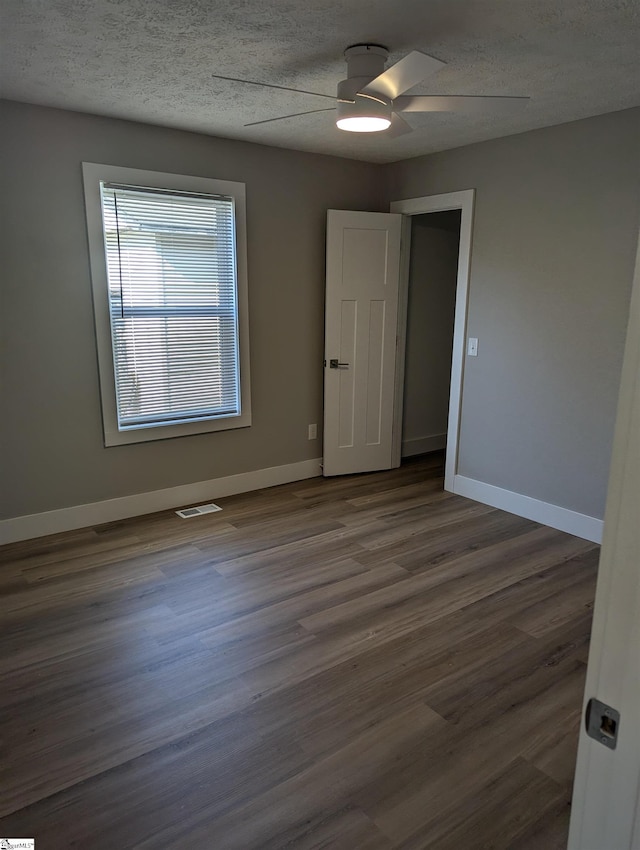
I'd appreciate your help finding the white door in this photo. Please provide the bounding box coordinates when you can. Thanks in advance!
[323,209,402,476]
[568,231,640,850]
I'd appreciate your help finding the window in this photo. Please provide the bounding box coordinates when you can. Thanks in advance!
[83,164,251,445]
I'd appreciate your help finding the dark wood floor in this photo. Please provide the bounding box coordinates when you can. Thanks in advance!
[0,453,599,849]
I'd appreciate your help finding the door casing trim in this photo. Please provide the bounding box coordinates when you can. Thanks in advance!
[390,189,475,491]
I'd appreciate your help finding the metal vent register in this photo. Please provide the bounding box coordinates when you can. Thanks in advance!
[175,503,222,519]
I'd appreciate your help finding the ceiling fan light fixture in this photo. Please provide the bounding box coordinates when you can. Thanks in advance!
[336,115,391,132]
[335,84,392,133]
[231,41,528,137]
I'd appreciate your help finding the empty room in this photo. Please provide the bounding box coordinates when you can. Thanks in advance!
[1,2,639,848]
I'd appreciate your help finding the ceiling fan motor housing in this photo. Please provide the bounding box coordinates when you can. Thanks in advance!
[336,44,392,126]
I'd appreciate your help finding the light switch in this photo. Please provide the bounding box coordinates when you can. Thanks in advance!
[467,337,478,357]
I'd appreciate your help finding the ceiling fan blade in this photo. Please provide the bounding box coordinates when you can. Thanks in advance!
[387,112,413,137]
[360,51,445,101]
[212,73,336,101]
[244,108,335,127]
[395,95,530,113]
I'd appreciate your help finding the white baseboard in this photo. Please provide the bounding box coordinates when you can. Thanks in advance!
[2,460,603,547]
[452,474,603,544]
[401,433,447,458]
[0,458,323,545]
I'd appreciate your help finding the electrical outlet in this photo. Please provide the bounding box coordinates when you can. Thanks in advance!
[308,423,317,440]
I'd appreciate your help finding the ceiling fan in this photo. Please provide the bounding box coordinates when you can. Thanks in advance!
[212,44,529,135]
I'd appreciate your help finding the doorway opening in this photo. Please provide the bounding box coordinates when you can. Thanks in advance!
[391,190,474,492]
[322,192,473,482]
[400,210,461,474]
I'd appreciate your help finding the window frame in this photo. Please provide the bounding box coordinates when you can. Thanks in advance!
[82,163,251,446]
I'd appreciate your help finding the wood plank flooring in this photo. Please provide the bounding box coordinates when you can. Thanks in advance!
[0,453,599,849]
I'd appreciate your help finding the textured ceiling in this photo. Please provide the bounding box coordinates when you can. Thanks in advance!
[1,0,639,163]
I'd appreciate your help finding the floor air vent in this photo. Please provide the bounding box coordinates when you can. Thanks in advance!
[176,503,222,519]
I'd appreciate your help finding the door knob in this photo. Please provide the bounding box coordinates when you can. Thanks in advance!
[329,359,349,369]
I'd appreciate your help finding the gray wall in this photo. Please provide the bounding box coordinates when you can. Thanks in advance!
[2,101,638,523]
[389,108,640,519]
[0,100,384,518]
[402,211,460,454]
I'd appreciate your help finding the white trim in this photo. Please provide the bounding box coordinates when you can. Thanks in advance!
[0,458,322,545]
[82,162,252,446]
[453,474,603,543]
[391,215,413,468]
[568,225,640,850]
[390,190,475,492]
[401,433,447,458]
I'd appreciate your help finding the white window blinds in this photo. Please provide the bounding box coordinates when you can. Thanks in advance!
[99,183,240,431]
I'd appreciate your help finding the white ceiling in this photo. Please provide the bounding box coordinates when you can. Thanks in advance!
[1,0,639,163]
